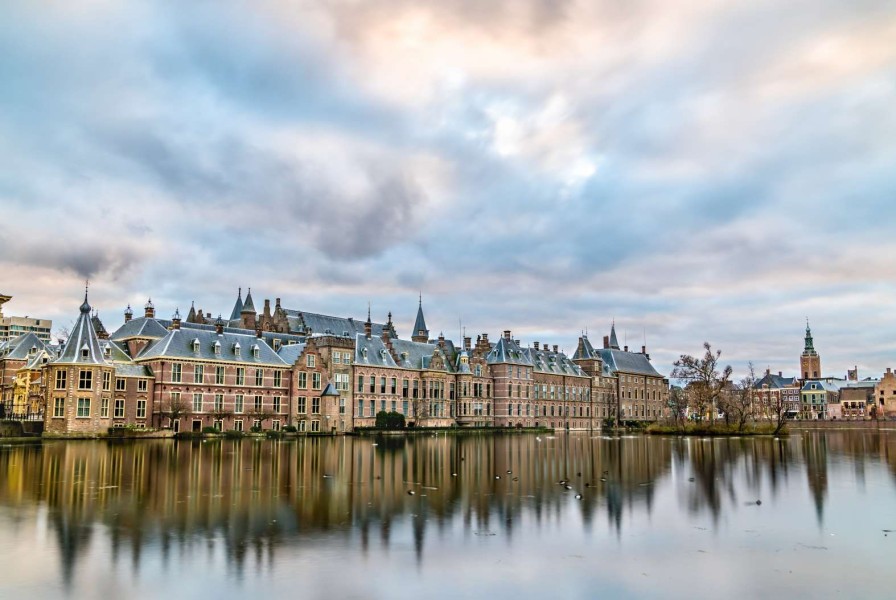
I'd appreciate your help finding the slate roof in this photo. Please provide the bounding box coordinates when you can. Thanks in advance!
[801,380,843,393]
[354,334,398,368]
[597,348,662,378]
[276,343,307,365]
[54,295,108,365]
[242,289,256,314]
[572,335,598,360]
[609,324,620,350]
[110,317,169,341]
[391,338,454,372]
[137,328,289,366]
[0,332,49,360]
[524,347,587,377]
[114,363,154,378]
[456,350,472,374]
[756,373,799,389]
[413,300,428,337]
[283,308,387,337]
[486,336,532,365]
[229,290,244,321]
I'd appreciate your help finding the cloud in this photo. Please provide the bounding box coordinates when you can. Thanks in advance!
[1,0,895,377]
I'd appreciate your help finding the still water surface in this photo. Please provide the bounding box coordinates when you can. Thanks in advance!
[0,432,894,599]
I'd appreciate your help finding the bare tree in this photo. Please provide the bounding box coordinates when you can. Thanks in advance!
[728,363,757,432]
[668,386,688,429]
[160,396,190,429]
[671,343,733,424]
[756,381,788,435]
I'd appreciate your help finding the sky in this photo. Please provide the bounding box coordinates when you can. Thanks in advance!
[1,0,895,379]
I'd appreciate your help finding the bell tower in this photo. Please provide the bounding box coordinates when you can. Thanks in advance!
[800,319,821,380]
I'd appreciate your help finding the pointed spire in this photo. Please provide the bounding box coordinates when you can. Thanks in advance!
[241,288,256,314]
[609,321,620,350]
[54,290,107,365]
[804,318,815,353]
[229,288,244,321]
[187,301,196,323]
[80,281,91,314]
[412,295,429,343]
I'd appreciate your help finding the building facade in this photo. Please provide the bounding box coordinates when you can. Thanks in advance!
[0,294,52,344]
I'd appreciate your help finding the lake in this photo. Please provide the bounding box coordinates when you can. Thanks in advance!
[0,431,894,599]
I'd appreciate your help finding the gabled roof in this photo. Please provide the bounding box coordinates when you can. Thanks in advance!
[276,342,307,365]
[53,294,108,365]
[756,373,799,389]
[391,338,454,372]
[136,328,288,366]
[801,380,842,392]
[487,336,532,365]
[283,308,387,337]
[598,348,662,378]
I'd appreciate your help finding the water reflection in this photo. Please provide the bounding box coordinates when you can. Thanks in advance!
[1,431,895,597]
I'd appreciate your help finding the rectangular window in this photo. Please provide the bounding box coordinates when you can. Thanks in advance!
[299,372,308,389]
[391,377,397,394]
[78,370,93,390]
[369,376,375,393]
[311,420,320,432]
[138,379,148,393]
[335,373,349,391]
[298,397,307,414]
[114,398,125,418]
[312,372,322,390]
[234,419,243,432]
[339,397,346,414]
[255,369,264,386]
[358,399,363,416]
[333,351,341,364]
[402,400,409,415]
[189,393,202,412]
[297,420,305,432]
[215,366,225,385]
[380,377,386,394]
[115,377,126,392]
[274,371,282,387]
[403,379,409,398]
[357,375,363,393]
[55,370,67,390]
[236,367,245,386]
[391,400,397,412]
[171,363,182,383]
[343,353,351,365]
[306,355,315,368]
[272,420,281,432]
[254,395,262,412]
[312,397,320,414]
[273,396,282,413]
[413,380,419,399]
[194,364,204,383]
[136,399,146,419]
[380,400,386,413]
[77,398,91,418]
[54,397,64,417]
[214,394,224,412]
[235,394,244,413]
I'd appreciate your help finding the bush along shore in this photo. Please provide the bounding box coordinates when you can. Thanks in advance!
[646,422,785,436]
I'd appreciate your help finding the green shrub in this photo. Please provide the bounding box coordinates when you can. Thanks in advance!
[375,411,406,430]
[283,425,297,433]
[223,430,244,439]
[202,426,219,434]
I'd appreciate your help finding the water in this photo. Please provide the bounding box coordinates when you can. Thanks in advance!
[0,432,894,599]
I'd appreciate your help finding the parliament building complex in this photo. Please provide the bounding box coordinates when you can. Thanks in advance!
[0,289,670,436]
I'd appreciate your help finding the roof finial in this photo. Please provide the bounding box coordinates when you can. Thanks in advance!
[84,279,89,301]
[367,302,371,322]
[419,291,422,306]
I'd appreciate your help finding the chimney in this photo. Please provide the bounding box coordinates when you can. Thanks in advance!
[503,330,511,340]
[364,320,372,339]
[778,371,782,377]
[144,299,155,319]
[603,335,609,349]
[438,332,445,348]
[624,345,629,352]
[552,344,559,353]
[206,312,211,319]
[171,309,181,330]
[533,341,540,350]
[263,299,272,318]
[256,327,263,338]
[275,297,281,308]
[641,345,646,354]
[215,317,224,335]
[464,336,471,351]
[124,304,133,323]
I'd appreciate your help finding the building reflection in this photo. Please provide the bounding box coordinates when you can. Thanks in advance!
[0,431,894,589]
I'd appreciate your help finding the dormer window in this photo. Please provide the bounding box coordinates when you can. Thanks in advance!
[80,344,89,359]
[380,349,388,359]
[252,345,260,359]
[214,340,221,356]
[273,339,281,351]
[362,348,368,359]
[233,342,241,357]
[103,345,111,358]
[29,345,37,356]
[192,339,200,353]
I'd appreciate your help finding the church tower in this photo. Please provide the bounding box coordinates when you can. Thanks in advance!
[800,320,821,380]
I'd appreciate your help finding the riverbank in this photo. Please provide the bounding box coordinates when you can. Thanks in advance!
[646,423,784,436]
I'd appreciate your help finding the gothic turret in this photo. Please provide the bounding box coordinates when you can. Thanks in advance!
[229,288,244,322]
[240,288,256,330]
